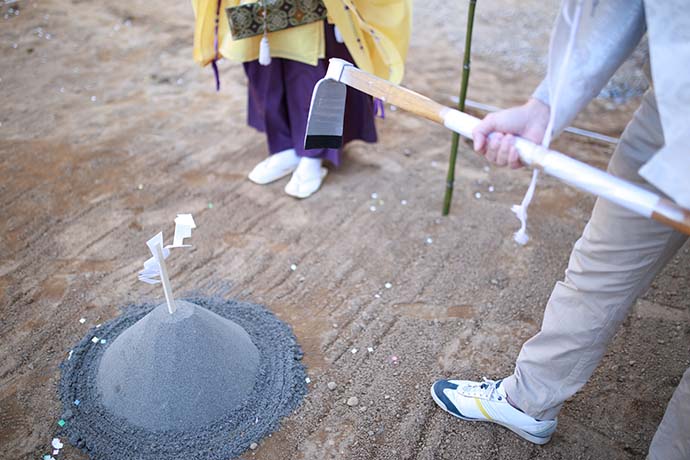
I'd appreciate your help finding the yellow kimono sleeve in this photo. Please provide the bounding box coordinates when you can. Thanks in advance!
[325,0,412,84]
[192,0,233,67]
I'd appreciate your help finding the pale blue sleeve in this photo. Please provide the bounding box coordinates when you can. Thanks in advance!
[533,0,646,137]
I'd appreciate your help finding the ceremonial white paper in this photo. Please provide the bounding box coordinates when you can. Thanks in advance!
[168,214,197,248]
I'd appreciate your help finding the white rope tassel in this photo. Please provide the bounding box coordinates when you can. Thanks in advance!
[334,25,344,43]
[511,169,539,245]
[259,34,271,66]
[511,0,583,245]
[258,0,271,66]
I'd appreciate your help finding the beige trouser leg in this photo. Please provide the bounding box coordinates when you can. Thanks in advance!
[648,367,690,459]
[502,88,688,443]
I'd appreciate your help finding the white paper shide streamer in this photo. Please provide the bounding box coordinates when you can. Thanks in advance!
[511,0,584,245]
[138,214,197,314]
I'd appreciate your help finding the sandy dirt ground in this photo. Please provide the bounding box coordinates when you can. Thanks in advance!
[1,0,688,459]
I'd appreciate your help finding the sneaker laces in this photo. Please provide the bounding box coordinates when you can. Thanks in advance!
[460,377,503,401]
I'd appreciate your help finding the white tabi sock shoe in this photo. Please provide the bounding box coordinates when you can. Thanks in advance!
[430,377,557,445]
[284,157,328,199]
[248,148,299,185]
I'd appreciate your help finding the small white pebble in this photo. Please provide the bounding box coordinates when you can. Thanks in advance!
[249,442,258,450]
[369,205,376,212]
[474,192,481,199]
[95,323,101,328]
[346,396,359,407]
[79,318,86,324]
[371,192,378,199]
[384,282,392,289]
[100,339,106,344]
[327,381,337,391]
[176,78,184,85]
[351,348,358,354]
[367,347,374,353]
[12,43,18,49]
[483,166,490,172]
[400,199,407,205]
[390,105,397,111]
[91,337,99,343]
[90,96,97,102]
[425,237,433,244]
[374,293,381,299]
[290,263,297,271]
[305,377,311,384]
[137,183,143,190]
[488,185,495,193]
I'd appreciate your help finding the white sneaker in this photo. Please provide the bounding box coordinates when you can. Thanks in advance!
[248,148,299,185]
[284,158,328,199]
[430,378,557,445]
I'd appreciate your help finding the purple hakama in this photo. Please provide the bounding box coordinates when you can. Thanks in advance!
[243,23,377,166]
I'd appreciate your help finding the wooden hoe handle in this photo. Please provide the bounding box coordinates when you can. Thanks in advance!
[337,63,690,236]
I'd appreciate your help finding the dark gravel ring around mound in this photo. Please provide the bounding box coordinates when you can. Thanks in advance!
[58,296,307,460]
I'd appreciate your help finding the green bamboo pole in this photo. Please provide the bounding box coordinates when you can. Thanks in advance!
[442,0,477,215]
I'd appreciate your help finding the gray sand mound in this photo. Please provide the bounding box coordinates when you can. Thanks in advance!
[58,296,307,460]
[97,300,260,431]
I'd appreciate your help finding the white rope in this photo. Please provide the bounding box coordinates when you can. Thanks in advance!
[511,169,540,245]
[512,0,584,245]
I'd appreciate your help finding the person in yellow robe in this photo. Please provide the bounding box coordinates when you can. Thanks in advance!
[192,0,411,198]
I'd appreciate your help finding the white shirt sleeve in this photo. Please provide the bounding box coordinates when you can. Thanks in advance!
[533,0,646,138]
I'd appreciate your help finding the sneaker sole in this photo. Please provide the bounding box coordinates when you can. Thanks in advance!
[429,384,553,445]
